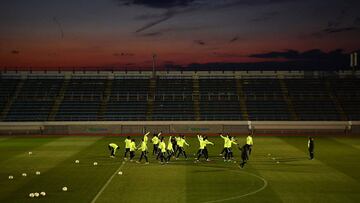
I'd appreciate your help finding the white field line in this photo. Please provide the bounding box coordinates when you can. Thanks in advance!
[201,168,268,203]
[91,161,126,203]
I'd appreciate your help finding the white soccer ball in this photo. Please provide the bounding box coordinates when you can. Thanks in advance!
[36,171,41,175]
[75,160,79,164]
[62,186,68,192]
[34,192,39,197]
[276,161,280,164]
[268,153,271,156]
[28,152,32,155]
[118,171,123,175]
[40,191,46,196]
[272,157,276,160]
[93,162,98,166]
[8,175,14,179]
[29,193,35,198]
[22,173,27,177]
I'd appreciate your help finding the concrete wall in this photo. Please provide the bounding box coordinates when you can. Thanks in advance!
[0,121,357,136]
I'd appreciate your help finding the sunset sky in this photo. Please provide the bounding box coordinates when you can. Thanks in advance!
[0,0,359,69]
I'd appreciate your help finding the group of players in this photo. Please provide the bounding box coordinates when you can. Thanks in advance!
[108,132,254,168]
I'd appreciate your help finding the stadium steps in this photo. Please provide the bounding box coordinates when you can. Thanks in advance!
[325,80,347,121]
[192,77,201,121]
[48,79,70,121]
[279,79,298,120]
[146,78,156,120]
[0,79,25,121]
[98,79,113,120]
[235,79,249,120]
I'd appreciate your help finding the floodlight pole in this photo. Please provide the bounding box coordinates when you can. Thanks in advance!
[152,54,157,78]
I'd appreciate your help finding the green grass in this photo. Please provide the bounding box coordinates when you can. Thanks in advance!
[0,136,360,203]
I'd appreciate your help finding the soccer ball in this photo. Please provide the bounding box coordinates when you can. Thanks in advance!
[22,173,27,177]
[62,187,68,192]
[276,161,280,164]
[8,175,14,180]
[36,171,41,175]
[75,160,79,164]
[93,162,98,166]
[34,192,39,197]
[118,171,123,175]
[28,152,32,155]
[40,191,46,196]
[29,193,35,198]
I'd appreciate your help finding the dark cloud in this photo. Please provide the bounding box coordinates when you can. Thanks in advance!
[117,0,195,9]
[11,50,20,54]
[354,17,360,25]
[126,0,296,33]
[229,36,239,43]
[186,49,350,70]
[251,11,279,22]
[135,10,174,33]
[140,31,163,37]
[249,49,347,61]
[194,40,205,45]
[309,26,359,38]
[113,52,135,57]
[52,17,64,39]
[212,52,243,58]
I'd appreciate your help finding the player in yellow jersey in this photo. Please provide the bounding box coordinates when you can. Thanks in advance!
[129,139,137,162]
[137,133,149,164]
[124,136,131,160]
[158,137,167,164]
[196,135,214,162]
[176,135,189,159]
[108,143,119,158]
[166,136,175,163]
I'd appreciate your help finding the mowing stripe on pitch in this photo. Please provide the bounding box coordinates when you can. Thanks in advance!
[91,161,126,203]
[201,168,268,203]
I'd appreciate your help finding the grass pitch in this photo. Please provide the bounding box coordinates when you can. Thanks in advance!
[0,135,360,203]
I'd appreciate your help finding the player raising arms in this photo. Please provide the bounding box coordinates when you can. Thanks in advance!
[166,136,175,163]
[124,136,131,160]
[151,133,160,156]
[158,137,167,164]
[137,132,150,164]
[195,135,214,162]
[227,136,237,161]
[176,135,189,159]
[219,133,228,157]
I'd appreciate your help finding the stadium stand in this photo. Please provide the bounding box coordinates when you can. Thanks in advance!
[0,70,359,121]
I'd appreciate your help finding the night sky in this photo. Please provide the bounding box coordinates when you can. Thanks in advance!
[0,0,359,69]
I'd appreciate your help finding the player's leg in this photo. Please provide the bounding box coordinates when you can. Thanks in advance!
[197,149,203,160]
[144,151,149,163]
[204,148,209,160]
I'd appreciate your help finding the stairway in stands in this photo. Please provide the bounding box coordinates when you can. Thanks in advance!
[325,80,347,120]
[146,78,157,120]
[235,79,249,120]
[48,79,70,121]
[279,79,298,120]
[98,79,113,120]
[0,79,25,121]
[192,77,201,121]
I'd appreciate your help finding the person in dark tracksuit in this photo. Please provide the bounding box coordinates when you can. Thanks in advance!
[308,137,314,160]
[238,144,249,168]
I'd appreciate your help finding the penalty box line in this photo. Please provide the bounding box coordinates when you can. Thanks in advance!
[91,161,126,203]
